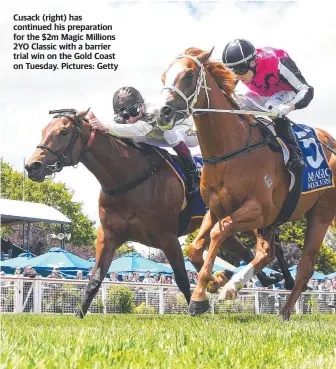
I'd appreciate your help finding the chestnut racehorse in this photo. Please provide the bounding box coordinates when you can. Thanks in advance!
[159,48,336,320]
[25,109,287,318]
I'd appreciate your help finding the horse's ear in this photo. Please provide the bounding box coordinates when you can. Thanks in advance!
[76,108,91,120]
[198,47,214,64]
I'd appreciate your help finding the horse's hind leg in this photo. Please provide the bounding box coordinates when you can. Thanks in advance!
[279,194,336,321]
[187,210,216,271]
[188,210,282,292]
[274,233,295,290]
[76,226,123,319]
[218,233,282,289]
[219,226,276,300]
[207,230,286,293]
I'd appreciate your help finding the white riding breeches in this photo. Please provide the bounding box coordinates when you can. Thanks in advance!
[163,125,199,147]
[134,125,199,148]
[236,89,296,112]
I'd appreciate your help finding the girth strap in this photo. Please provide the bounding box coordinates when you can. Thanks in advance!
[203,138,270,164]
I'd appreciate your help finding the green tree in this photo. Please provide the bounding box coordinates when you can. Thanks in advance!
[278,219,336,274]
[114,242,136,259]
[1,160,97,253]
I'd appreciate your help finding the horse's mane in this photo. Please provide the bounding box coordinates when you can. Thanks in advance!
[184,47,239,108]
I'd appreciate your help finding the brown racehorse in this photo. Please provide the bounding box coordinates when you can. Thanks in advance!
[159,48,336,320]
[25,109,286,318]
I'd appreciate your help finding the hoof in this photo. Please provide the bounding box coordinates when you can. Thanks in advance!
[188,299,210,316]
[75,309,85,319]
[278,307,291,321]
[218,286,237,300]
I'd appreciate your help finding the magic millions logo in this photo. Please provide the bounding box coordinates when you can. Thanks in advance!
[307,168,332,190]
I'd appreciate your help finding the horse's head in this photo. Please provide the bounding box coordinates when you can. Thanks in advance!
[159,47,214,127]
[25,109,89,182]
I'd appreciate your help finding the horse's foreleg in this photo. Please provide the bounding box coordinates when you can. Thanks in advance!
[76,226,122,319]
[219,226,276,300]
[189,216,235,315]
[159,233,191,304]
[187,210,216,271]
[189,200,263,315]
[279,201,335,321]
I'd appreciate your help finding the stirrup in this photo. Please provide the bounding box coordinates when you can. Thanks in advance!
[187,170,200,193]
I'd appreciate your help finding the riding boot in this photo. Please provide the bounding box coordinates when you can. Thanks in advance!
[173,141,199,193]
[274,117,306,172]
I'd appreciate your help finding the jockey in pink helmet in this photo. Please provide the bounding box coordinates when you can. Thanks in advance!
[222,39,314,172]
[88,87,200,192]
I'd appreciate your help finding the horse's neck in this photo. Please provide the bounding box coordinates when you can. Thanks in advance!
[80,131,142,190]
[193,75,251,158]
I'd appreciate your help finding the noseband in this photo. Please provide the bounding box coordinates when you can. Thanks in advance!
[161,54,211,118]
[37,109,94,174]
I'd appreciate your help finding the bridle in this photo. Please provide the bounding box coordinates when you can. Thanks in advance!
[35,108,165,196]
[37,109,96,175]
[162,54,273,165]
[161,54,211,119]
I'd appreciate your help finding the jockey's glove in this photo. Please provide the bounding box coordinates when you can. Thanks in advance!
[114,114,126,124]
[146,113,158,127]
[271,103,294,118]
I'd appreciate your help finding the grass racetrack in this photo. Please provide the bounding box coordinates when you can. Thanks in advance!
[1,314,336,369]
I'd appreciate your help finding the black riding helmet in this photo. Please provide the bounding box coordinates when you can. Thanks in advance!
[222,39,257,75]
[113,86,144,120]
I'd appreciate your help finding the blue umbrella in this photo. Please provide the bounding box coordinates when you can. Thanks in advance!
[326,272,336,279]
[0,252,35,273]
[1,247,92,277]
[108,252,173,275]
[289,265,325,280]
[184,257,226,273]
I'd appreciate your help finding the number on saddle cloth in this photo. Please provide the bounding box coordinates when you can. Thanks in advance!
[292,124,334,194]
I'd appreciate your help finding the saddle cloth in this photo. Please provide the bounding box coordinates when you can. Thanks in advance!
[164,155,207,236]
[257,118,335,226]
[259,119,334,194]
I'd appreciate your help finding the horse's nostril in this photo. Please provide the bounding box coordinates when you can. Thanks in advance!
[26,162,43,174]
[160,105,173,118]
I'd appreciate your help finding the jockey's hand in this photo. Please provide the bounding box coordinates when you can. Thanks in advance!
[114,115,125,124]
[86,112,109,133]
[271,103,294,118]
[147,113,157,127]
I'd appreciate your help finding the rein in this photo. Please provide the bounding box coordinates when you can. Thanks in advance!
[102,146,165,196]
[162,55,270,164]
[165,55,336,158]
[37,109,95,173]
[37,109,165,196]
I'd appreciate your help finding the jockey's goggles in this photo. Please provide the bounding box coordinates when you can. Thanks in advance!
[119,103,142,120]
[231,62,250,75]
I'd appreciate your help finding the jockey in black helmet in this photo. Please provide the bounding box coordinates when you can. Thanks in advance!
[222,39,314,172]
[88,86,200,192]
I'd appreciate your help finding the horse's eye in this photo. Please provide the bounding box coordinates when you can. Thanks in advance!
[60,129,69,136]
[186,70,194,79]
